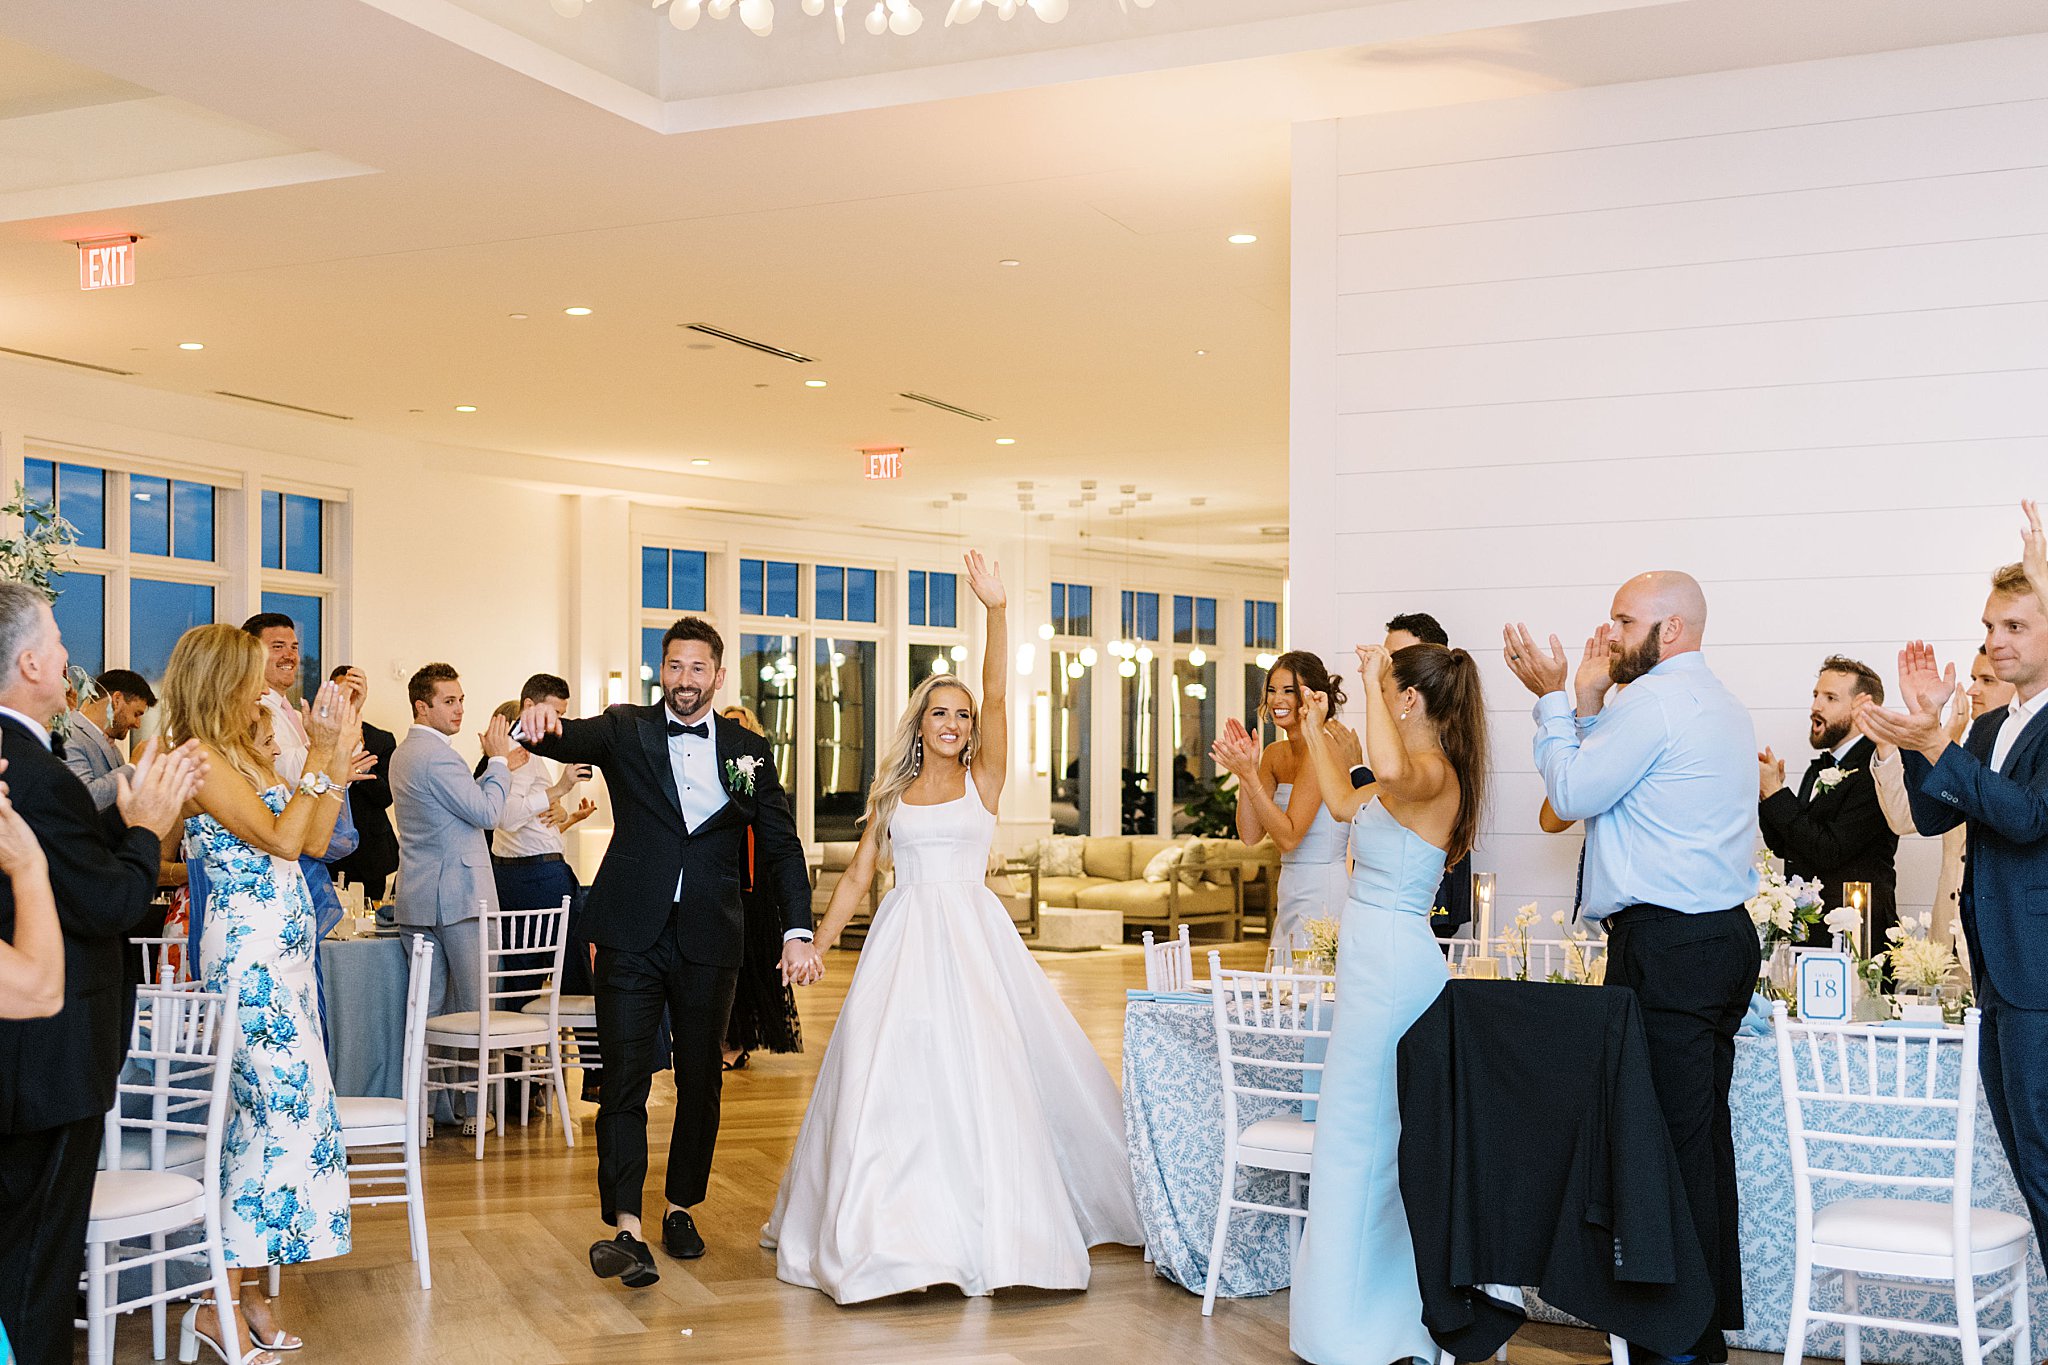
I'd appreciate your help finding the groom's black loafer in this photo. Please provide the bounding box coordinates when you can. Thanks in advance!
[663,1209,707,1260]
[590,1231,660,1287]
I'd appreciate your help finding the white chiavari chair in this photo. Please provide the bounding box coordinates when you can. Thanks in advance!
[1776,1006,2030,1365]
[424,897,573,1160]
[1201,951,1334,1316]
[1142,925,1196,991]
[80,985,240,1365]
[131,935,190,986]
[337,934,435,1288]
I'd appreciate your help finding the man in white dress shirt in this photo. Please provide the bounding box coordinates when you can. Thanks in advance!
[390,662,514,1133]
[61,669,155,811]
[243,611,310,783]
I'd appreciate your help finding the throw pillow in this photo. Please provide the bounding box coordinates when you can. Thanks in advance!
[1038,835,1086,879]
[1142,843,1185,884]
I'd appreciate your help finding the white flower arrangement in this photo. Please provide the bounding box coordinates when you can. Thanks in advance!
[1745,851,1824,948]
[1812,766,1853,797]
[1302,915,1342,973]
[1884,911,1960,993]
[1501,902,1540,981]
[1549,909,1607,986]
[1823,904,1862,937]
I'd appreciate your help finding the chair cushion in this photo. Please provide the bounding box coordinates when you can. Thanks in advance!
[1239,1117,1316,1156]
[337,1096,406,1131]
[524,994,594,1014]
[1036,875,1115,908]
[425,1010,551,1039]
[90,1170,203,1224]
[1080,838,1133,882]
[114,1129,205,1170]
[1813,1198,2034,1255]
[1075,880,1236,921]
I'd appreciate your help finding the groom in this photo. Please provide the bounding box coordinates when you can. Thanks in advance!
[520,617,820,1286]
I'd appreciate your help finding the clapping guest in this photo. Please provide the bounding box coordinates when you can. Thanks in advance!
[1757,656,1897,949]
[719,703,801,1071]
[0,584,202,1365]
[390,663,514,1135]
[1360,615,1474,938]
[0,776,62,1021]
[1505,571,1759,1365]
[164,624,358,1363]
[1860,505,2048,1251]
[1211,651,1351,960]
[1863,646,2010,977]
[63,668,156,810]
[329,665,400,902]
[242,613,309,783]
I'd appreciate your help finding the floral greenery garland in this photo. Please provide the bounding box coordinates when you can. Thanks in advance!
[0,481,99,726]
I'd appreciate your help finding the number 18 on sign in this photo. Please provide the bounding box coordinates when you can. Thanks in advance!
[75,236,138,290]
[862,447,903,480]
[1796,950,1852,1024]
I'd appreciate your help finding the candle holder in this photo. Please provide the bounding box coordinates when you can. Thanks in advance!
[1842,882,1873,957]
[1467,871,1498,980]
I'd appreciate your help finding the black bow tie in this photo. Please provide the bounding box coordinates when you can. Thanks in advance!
[48,732,65,760]
[1807,753,1836,772]
[667,720,709,739]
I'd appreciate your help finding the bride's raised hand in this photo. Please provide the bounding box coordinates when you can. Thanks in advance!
[963,550,1005,609]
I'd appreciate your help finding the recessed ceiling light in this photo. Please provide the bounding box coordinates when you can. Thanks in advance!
[994,437,1016,446]
[691,458,711,467]
[1195,349,1209,356]
[178,342,204,351]
[454,405,478,412]
[563,306,593,316]
[508,313,529,320]
[999,259,1021,267]
[804,379,828,388]
[1227,233,1258,245]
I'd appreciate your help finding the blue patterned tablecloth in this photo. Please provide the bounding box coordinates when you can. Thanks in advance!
[320,933,409,1098]
[1122,1001,2046,1362]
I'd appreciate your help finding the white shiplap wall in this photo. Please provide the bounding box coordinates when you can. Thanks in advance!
[1290,33,2048,932]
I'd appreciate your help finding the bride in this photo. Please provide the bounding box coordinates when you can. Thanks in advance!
[763,550,1143,1304]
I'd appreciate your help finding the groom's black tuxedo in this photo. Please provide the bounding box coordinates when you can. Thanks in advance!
[1757,736,1897,949]
[525,702,813,1225]
[531,704,811,964]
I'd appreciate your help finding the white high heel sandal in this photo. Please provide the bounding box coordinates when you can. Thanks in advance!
[177,1302,282,1365]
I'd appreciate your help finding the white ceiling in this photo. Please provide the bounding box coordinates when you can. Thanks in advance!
[1,0,2045,561]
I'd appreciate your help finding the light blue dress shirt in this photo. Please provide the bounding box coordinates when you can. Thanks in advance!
[1532,650,1758,921]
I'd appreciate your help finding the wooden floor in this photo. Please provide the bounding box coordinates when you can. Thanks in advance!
[109,941,1791,1365]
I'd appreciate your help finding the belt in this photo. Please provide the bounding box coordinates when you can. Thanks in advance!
[492,853,565,867]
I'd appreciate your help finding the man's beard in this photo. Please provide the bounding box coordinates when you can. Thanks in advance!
[1608,629,1663,686]
[666,682,709,719]
[1811,716,1852,752]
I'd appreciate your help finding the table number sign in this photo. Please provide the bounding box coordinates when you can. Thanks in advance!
[1797,950,1852,1023]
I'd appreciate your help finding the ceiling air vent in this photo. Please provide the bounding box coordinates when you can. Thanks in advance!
[898,392,994,423]
[0,346,136,376]
[679,324,815,364]
[213,391,353,421]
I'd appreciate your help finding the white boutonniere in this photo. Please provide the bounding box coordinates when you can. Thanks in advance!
[1813,766,1852,796]
[725,755,762,795]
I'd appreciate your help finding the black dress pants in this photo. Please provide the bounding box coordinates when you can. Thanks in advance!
[0,1114,107,1365]
[592,905,738,1225]
[1605,904,1760,1362]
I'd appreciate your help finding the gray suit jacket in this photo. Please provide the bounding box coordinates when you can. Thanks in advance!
[61,712,129,812]
[389,726,510,928]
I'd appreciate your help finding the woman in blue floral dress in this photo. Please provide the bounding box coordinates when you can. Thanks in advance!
[163,624,362,1363]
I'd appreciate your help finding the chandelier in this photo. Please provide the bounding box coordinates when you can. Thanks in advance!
[547,0,1154,41]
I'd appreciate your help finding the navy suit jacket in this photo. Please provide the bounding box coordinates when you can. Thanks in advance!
[1902,703,2048,1010]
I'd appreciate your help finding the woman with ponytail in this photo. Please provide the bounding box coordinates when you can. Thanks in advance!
[1288,642,1489,1365]
[1212,651,1352,960]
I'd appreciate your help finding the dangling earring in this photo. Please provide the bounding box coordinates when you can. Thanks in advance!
[912,734,924,773]
[1399,707,1411,721]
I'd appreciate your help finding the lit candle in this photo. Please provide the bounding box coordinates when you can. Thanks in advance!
[1472,871,1495,955]
[1843,882,1872,957]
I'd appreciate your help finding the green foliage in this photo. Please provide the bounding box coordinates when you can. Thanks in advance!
[0,481,97,713]
[1182,774,1239,838]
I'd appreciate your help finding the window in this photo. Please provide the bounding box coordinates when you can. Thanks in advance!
[1173,594,1217,646]
[130,478,216,561]
[815,564,878,624]
[259,592,324,699]
[1173,656,1217,806]
[1051,649,1092,836]
[1245,599,1280,651]
[131,580,215,683]
[1050,581,1094,638]
[1121,655,1158,834]
[739,558,800,618]
[641,547,708,614]
[24,459,106,549]
[261,491,326,574]
[909,641,967,689]
[814,637,877,842]
[908,570,958,629]
[1121,590,1160,642]
[50,571,106,678]
[640,627,666,705]
[741,634,799,785]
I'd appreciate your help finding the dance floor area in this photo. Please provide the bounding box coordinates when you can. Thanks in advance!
[108,943,1800,1365]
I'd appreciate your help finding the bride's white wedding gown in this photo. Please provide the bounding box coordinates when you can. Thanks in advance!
[764,787,1143,1304]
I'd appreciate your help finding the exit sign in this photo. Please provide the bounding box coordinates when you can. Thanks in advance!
[76,236,138,290]
[863,447,903,480]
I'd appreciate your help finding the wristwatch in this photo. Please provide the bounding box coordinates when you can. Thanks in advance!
[296,771,336,799]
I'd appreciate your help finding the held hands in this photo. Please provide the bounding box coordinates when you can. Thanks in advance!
[0,765,46,879]
[1210,717,1260,781]
[1502,624,1570,698]
[301,681,359,752]
[780,938,825,987]
[116,738,208,838]
[479,712,514,761]
[963,549,1006,609]
[1758,746,1786,799]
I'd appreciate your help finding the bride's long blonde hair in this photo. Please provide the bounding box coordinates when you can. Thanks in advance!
[861,672,976,864]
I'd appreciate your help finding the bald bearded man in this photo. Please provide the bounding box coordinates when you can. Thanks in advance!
[1505,571,1759,1365]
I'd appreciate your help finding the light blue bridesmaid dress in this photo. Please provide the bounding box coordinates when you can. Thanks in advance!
[1271,782,1351,959]
[1289,795,1449,1365]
